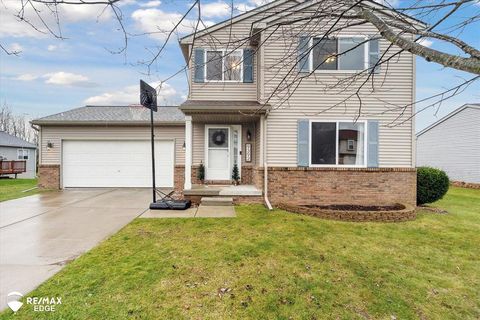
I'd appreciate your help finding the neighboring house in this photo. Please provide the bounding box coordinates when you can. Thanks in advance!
[33,0,419,207]
[0,131,37,179]
[416,104,480,184]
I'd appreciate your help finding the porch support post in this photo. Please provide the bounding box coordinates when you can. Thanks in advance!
[259,115,265,166]
[184,115,192,190]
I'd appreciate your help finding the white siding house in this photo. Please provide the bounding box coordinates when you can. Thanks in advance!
[0,131,37,179]
[416,104,480,183]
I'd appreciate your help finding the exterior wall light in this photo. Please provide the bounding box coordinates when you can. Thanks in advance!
[246,129,252,141]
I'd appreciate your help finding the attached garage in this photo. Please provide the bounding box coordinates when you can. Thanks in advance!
[62,140,174,188]
[32,106,186,190]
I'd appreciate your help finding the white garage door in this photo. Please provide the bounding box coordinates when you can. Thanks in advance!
[62,140,174,188]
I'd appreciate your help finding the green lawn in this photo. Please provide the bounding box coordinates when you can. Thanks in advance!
[0,178,39,202]
[2,187,479,319]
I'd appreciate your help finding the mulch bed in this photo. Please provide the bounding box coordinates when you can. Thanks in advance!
[277,202,416,223]
[304,204,405,211]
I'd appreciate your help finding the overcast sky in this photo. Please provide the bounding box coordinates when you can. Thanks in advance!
[0,0,479,131]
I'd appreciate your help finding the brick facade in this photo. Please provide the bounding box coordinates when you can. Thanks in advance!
[241,166,253,184]
[174,165,185,199]
[266,167,417,207]
[38,165,60,189]
[38,163,415,209]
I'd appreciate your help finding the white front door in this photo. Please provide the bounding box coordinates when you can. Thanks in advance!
[206,126,230,180]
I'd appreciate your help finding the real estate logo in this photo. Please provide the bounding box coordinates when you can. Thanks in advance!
[6,291,62,313]
[6,292,23,313]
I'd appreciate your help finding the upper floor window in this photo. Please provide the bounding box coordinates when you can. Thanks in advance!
[17,149,29,160]
[205,49,243,82]
[194,48,254,84]
[299,36,380,73]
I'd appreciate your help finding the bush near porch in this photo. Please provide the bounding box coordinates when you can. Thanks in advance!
[2,187,479,319]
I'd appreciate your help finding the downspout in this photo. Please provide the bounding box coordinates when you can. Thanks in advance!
[30,123,40,177]
[263,112,273,210]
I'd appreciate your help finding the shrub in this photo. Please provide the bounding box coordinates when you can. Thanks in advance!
[232,163,240,184]
[417,167,449,205]
[197,162,205,182]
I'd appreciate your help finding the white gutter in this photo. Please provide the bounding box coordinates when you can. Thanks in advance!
[262,113,272,210]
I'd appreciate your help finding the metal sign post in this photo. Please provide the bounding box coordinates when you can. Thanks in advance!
[140,80,158,204]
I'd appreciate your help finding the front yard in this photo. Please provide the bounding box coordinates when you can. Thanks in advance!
[2,187,479,319]
[0,178,38,202]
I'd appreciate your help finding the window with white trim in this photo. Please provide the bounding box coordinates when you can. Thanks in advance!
[205,49,243,81]
[310,36,369,71]
[310,121,366,166]
[17,149,29,160]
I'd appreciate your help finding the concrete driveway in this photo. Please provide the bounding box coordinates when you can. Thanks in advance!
[0,188,151,310]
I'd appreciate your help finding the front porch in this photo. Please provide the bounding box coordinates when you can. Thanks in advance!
[183,184,263,205]
[184,184,262,196]
[181,100,267,194]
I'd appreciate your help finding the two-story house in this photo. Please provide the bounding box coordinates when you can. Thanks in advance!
[33,0,418,208]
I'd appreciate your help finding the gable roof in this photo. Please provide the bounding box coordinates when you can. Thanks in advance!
[416,104,480,137]
[179,0,295,44]
[32,106,185,126]
[0,131,36,149]
[179,0,428,46]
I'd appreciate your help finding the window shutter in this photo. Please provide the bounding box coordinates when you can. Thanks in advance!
[243,48,254,83]
[367,120,379,167]
[297,36,310,73]
[368,39,381,74]
[194,48,205,83]
[297,119,310,167]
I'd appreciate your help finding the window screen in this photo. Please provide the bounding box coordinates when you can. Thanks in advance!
[311,122,336,165]
[338,38,365,70]
[206,51,223,81]
[224,51,242,81]
[312,38,337,70]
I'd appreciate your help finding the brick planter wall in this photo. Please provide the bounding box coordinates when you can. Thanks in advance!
[267,167,417,207]
[38,165,60,189]
[451,181,480,189]
[277,203,416,222]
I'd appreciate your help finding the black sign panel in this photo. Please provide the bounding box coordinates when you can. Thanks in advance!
[140,80,158,112]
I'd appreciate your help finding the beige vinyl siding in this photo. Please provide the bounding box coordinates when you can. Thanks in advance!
[185,0,415,168]
[254,120,261,165]
[188,1,297,101]
[262,21,414,167]
[190,49,257,101]
[192,123,205,165]
[40,125,185,166]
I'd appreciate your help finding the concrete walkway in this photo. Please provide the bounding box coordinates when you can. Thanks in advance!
[0,188,150,310]
[140,205,236,218]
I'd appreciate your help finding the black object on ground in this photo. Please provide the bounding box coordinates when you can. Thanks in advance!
[149,188,191,210]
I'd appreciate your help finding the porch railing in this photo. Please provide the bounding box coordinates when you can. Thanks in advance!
[0,160,27,175]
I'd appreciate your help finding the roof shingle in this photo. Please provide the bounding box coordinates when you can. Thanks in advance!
[0,131,36,149]
[32,106,185,125]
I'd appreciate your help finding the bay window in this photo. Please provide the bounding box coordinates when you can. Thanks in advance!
[310,121,366,166]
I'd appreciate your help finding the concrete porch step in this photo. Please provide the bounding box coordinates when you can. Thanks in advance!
[201,197,233,206]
